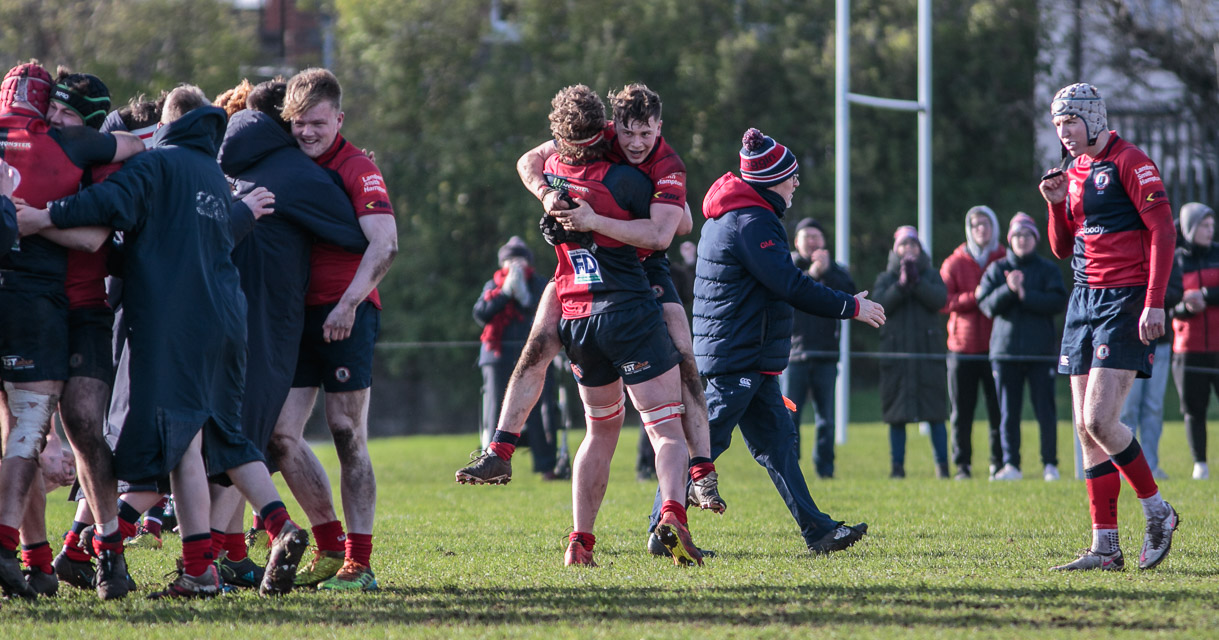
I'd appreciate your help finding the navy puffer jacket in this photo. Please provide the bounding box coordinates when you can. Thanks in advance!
[693,172,857,377]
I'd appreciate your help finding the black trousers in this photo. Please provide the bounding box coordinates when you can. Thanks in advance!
[1172,351,1217,463]
[947,353,1002,469]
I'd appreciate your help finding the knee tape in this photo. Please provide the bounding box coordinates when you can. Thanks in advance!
[584,394,626,423]
[3,383,58,460]
[640,402,685,430]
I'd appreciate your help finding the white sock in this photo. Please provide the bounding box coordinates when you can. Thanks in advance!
[1092,528,1119,554]
[98,517,120,537]
[1139,490,1168,519]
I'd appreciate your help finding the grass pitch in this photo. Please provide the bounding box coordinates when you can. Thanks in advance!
[3,421,1216,639]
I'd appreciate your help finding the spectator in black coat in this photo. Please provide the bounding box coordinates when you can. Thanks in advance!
[978,212,1068,481]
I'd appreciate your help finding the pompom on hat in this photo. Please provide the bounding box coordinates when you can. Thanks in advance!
[739,128,798,187]
[1051,83,1107,145]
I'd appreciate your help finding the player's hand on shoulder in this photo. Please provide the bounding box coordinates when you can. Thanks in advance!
[242,186,276,219]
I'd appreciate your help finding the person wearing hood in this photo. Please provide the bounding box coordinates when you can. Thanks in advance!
[780,217,857,478]
[1171,201,1219,481]
[212,79,371,589]
[17,86,311,599]
[690,127,883,555]
[471,236,557,479]
[977,213,1069,482]
[940,205,1006,480]
[873,226,950,479]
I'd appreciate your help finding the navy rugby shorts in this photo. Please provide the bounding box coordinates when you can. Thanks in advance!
[644,254,682,306]
[1059,286,1155,379]
[0,288,69,383]
[559,301,682,387]
[292,301,380,392]
[67,306,115,383]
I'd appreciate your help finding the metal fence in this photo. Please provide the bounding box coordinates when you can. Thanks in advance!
[1109,109,1219,210]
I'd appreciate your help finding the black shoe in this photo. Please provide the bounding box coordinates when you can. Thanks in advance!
[455,450,512,485]
[260,522,309,596]
[935,462,950,479]
[954,465,972,480]
[95,549,135,600]
[24,568,58,597]
[807,522,868,555]
[646,532,717,559]
[218,555,265,589]
[0,551,37,600]
[52,549,96,590]
[890,463,906,479]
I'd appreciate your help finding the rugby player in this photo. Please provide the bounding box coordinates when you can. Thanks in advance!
[1040,83,1179,571]
[266,68,397,591]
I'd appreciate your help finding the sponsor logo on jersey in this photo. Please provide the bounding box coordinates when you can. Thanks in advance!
[1081,224,1104,235]
[2,355,34,370]
[657,174,684,187]
[0,141,31,150]
[547,176,591,195]
[567,248,602,285]
[653,191,680,201]
[1096,344,1110,360]
[1134,163,1162,186]
[621,360,651,375]
[365,200,391,210]
[360,172,388,195]
[1146,190,1165,203]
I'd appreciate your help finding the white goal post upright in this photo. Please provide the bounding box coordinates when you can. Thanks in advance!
[834,0,932,444]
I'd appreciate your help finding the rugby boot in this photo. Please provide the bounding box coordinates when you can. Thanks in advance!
[127,527,164,550]
[245,526,271,562]
[318,559,379,591]
[646,532,717,559]
[563,540,596,567]
[655,512,703,567]
[95,549,135,600]
[218,555,265,589]
[455,450,512,485]
[688,471,727,514]
[260,522,309,596]
[24,568,58,597]
[52,549,95,590]
[80,525,98,558]
[1139,502,1179,570]
[807,522,868,555]
[147,565,221,600]
[0,551,37,600]
[1051,548,1125,571]
[295,549,344,587]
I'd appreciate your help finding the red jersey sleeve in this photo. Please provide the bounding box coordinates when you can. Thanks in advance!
[1116,147,1173,307]
[642,138,687,210]
[334,152,394,218]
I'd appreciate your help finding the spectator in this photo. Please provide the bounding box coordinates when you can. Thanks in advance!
[940,205,1006,480]
[473,236,558,478]
[780,217,856,478]
[873,226,949,478]
[1171,201,1218,481]
[977,212,1068,481]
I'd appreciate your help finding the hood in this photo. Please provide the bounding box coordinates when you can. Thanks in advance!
[964,205,1000,266]
[152,105,227,158]
[218,109,297,176]
[702,172,773,220]
[1180,202,1215,246]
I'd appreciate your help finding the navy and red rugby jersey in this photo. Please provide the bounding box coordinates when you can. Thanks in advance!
[0,108,116,288]
[306,134,394,309]
[544,154,654,319]
[64,162,122,310]
[603,122,687,211]
[1046,132,1174,307]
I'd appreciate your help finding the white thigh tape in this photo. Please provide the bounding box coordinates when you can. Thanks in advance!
[3,383,57,460]
[585,394,626,422]
[640,402,685,429]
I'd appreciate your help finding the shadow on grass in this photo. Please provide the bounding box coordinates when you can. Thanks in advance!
[5,582,1209,630]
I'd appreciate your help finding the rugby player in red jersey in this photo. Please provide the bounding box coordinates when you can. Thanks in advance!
[267,68,397,591]
[1040,83,1178,571]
